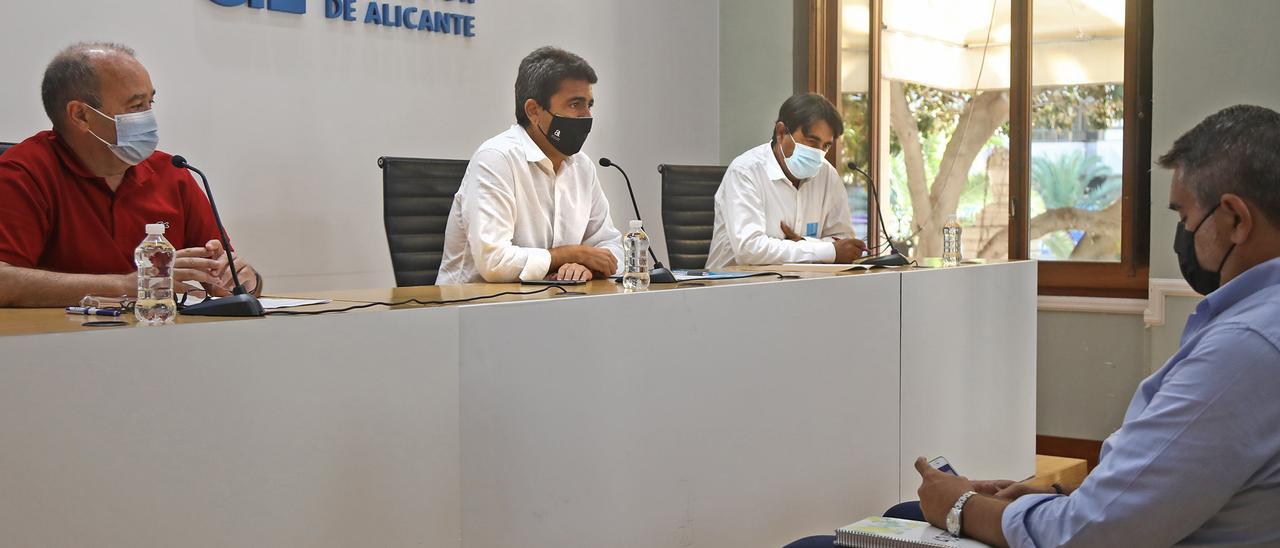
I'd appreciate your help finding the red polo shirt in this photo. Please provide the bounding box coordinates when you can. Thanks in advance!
[0,131,225,274]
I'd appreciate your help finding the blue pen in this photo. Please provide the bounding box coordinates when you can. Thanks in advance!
[65,306,123,317]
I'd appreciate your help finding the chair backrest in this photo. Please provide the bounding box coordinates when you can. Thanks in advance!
[0,142,14,157]
[380,156,468,287]
[659,164,727,270]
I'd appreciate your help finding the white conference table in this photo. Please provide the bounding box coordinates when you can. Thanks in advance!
[0,261,1035,548]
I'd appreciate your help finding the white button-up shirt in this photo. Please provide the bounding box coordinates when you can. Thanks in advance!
[706,142,854,268]
[437,125,623,284]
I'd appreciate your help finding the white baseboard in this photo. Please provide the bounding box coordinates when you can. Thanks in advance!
[1035,278,1200,326]
[1037,296,1148,315]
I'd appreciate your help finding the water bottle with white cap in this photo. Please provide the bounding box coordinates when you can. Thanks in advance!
[134,223,177,324]
[622,220,651,291]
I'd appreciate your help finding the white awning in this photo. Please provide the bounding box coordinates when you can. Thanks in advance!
[841,0,1125,93]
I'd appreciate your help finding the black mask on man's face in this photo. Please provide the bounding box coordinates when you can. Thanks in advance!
[537,110,592,157]
[1173,203,1236,295]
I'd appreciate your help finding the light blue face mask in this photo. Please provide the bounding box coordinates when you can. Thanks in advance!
[783,131,826,180]
[86,105,160,166]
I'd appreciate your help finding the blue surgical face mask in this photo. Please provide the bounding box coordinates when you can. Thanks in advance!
[86,105,160,166]
[784,132,826,180]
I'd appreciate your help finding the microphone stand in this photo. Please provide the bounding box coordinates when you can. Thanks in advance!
[599,159,677,283]
[847,163,910,267]
[172,156,265,317]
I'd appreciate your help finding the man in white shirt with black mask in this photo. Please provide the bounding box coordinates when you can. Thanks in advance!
[707,93,868,268]
[438,46,623,284]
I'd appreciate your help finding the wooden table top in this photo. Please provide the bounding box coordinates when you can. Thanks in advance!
[277,268,885,304]
[0,261,974,339]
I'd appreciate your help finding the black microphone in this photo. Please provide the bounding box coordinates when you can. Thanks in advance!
[598,157,676,284]
[170,155,264,317]
[847,162,911,267]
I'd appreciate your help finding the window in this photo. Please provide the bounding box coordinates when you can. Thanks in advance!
[839,0,873,243]
[819,0,1151,297]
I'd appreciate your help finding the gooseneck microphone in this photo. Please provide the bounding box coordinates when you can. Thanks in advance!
[598,157,677,284]
[847,162,911,267]
[171,155,265,317]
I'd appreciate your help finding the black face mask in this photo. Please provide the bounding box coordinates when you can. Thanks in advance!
[537,112,592,156]
[1173,203,1236,296]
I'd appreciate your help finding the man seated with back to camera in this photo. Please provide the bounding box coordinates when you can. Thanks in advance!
[784,104,1280,547]
[0,42,261,308]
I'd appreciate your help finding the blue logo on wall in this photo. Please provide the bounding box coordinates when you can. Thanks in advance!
[210,0,306,13]
[210,0,478,37]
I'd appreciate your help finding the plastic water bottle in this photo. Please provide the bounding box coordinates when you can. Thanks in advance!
[134,223,177,324]
[942,215,963,267]
[622,220,651,292]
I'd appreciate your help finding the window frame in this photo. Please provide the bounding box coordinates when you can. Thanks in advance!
[810,0,1153,299]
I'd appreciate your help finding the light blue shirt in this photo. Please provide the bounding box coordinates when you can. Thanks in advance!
[1003,257,1280,547]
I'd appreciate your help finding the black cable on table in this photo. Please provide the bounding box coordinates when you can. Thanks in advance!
[263,285,572,316]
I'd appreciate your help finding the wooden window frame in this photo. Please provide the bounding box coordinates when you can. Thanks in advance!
[809,0,1153,299]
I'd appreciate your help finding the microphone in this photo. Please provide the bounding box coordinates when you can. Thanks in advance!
[598,157,676,284]
[170,155,265,317]
[847,162,911,267]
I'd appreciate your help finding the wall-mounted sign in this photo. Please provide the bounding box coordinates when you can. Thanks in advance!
[209,0,478,37]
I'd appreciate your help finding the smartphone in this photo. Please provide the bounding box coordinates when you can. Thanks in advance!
[929,456,959,476]
[521,279,587,286]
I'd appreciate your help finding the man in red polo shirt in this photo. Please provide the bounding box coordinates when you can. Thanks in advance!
[0,42,261,307]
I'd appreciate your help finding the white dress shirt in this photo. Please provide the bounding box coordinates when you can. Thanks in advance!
[437,125,623,284]
[706,142,854,268]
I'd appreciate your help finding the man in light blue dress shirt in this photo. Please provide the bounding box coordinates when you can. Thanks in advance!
[787,105,1280,547]
[914,105,1280,546]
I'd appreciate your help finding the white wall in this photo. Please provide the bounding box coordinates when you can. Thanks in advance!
[0,1,720,291]
[719,0,796,164]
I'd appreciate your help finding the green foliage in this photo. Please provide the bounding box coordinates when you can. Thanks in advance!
[840,93,871,170]
[839,81,1126,254]
[1032,84,1123,131]
[1031,151,1119,211]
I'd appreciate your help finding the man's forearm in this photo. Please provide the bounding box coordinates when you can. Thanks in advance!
[0,263,131,308]
[549,245,587,271]
[963,495,1013,548]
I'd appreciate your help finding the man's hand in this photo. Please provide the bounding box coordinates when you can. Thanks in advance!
[550,245,618,277]
[552,263,593,282]
[972,479,1018,497]
[914,457,976,530]
[993,482,1058,501]
[173,245,229,292]
[203,240,261,296]
[780,222,805,242]
[915,458,1014,547]
[833,237,869,263]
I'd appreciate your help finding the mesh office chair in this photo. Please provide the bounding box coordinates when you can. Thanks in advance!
[0,142,14,157]
[658,164,727,270]
[380,156,468,286]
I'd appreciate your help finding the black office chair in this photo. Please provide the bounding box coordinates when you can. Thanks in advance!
[380,156,468,287]
[0,142,14,157]
[658,164,727,270]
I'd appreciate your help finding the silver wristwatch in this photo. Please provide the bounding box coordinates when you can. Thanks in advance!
[946,490,978,536]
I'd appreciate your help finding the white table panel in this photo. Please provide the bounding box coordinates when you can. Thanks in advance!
[0,308,461,548]
[458,274,903,548]
[899,262,1037,500]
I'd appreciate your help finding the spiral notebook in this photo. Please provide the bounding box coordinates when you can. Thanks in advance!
[835,517,990,548]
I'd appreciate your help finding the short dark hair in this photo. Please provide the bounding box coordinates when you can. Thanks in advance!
[41,42,137,131]
[1157,104,1280,225]
[773,93,844,145]
[513,46,598,127]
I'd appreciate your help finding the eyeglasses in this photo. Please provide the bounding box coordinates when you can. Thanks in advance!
[80,294,133,312]
[80,286,210,313]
